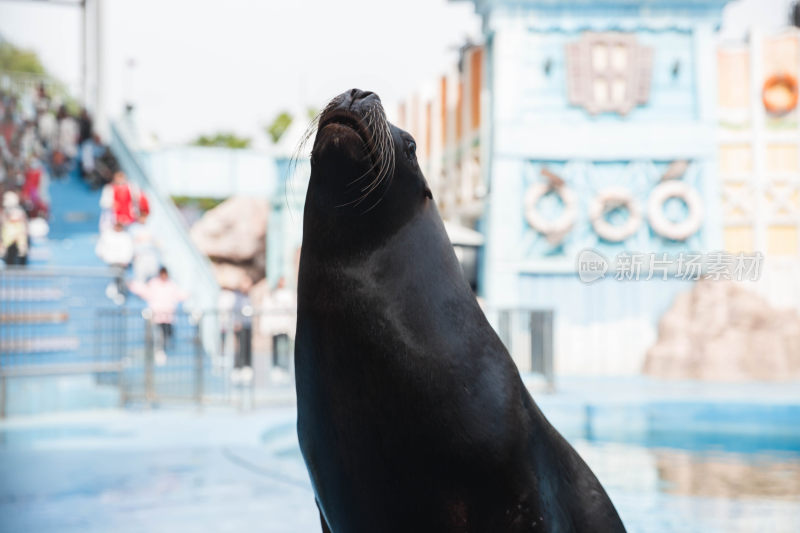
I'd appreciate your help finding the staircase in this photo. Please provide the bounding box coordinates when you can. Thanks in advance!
[0,268,127,416]
[1,122,222,417]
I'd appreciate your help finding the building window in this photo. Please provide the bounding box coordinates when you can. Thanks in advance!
[566,32,653,115]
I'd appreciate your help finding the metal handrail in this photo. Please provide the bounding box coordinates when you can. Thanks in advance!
[0,362,124,378]
[1,265,116,278]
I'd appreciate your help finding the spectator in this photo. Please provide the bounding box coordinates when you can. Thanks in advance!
[99,180,114,232]
[109,171,149,226]
[0,88,55,225]
[130,267,189,365]
[89,140,118,189]
[77,107,92,146]
[37,109,57,152]
[231,290,253,382]
[19,121,39,160]
[262,277,295,376]
[22,157,48,218]
[80,132,96,179]
[34,83,50,115]
[56,105,78,156]
[0,110,15,147]
[54,105,77,177]
[2,190,19,210]
[77,108,96,181]
[95,222,134,304]
[129,212,160,282]
[1,206,28,266]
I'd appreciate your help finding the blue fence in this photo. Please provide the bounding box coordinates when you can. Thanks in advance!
[1,268,297,416]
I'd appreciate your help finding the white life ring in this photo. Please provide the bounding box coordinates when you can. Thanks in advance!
[647,181,703,241]
[589,187,642,242]
[524,183,578,244]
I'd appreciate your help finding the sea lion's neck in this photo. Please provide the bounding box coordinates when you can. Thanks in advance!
[298,203,480,361]
[299,203,465,303]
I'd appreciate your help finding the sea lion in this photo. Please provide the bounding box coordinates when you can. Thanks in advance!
[294,88,626,533]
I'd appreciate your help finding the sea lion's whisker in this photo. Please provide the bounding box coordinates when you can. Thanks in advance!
[346,105,393,196]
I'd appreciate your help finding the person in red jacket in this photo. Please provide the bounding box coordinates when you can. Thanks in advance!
[22,159,48,218]
[111,171,149,226]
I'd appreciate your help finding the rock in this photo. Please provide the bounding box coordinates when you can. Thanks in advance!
[644,280,800,381]
[211,261,259,293]
[190,196,268,292]
[190,197,268,263]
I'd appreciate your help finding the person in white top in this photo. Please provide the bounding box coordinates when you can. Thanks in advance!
[95,222,134,304]
[56,106,78,159]
[128,213,160,283]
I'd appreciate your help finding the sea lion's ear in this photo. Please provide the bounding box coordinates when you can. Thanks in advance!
[424,187,433,200]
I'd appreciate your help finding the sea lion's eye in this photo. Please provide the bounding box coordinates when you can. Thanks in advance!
[406,141,416,160]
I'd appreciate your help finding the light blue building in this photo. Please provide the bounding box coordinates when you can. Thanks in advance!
[459,0,731,374]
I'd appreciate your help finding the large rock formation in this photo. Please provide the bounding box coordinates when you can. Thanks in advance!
[190,196,268,292]
[644,280,800,381]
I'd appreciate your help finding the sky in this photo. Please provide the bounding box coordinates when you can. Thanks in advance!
[0,0,795,148]
[0,0,481,147]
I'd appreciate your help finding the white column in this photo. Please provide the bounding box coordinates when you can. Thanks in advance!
[81,0,88,104]
[94,0,107,139]
[749,27,766,254]
[694,23,724,249]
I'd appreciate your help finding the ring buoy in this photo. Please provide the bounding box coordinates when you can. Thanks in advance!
[589,187,642,242]
[647,181,703,241]
[524,183,577,244]
[763,73,799,115]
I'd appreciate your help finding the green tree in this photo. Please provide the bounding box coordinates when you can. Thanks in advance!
[191,132,251,149]
[0,41,46,74]
[265,111,293,144]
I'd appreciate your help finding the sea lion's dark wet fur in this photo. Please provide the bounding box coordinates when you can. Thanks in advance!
[295,89,626,533]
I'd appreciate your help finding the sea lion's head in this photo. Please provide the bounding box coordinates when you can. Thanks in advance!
[302,89,433,254]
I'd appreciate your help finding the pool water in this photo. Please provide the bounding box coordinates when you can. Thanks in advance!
[258,419,800,533]
[1,385,799,533]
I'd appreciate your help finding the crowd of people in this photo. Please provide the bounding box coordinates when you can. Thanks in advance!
[2,84,290,374]
[0,83,119,267]
[0,82,190,365]
[1,83,186,355]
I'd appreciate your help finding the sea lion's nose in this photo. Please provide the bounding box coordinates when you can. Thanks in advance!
[345,89,379,111]
[349,88,375,102]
